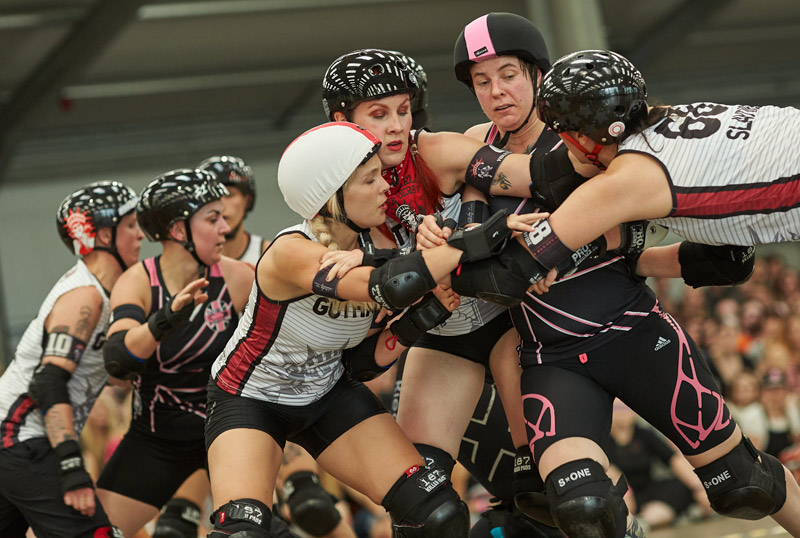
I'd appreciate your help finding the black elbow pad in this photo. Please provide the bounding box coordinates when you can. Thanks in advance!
[679,242,756,288]
[29,363,71,413]
[368,251,436,310]
[528,147,587,211]
[103,330,148,380]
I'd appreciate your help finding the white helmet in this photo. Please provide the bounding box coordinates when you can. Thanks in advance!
[279,122,381,220]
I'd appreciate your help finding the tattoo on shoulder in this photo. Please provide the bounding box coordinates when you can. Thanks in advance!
[492,172,512,191]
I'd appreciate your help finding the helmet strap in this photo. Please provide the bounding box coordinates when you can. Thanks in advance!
[175,221,209,271]
[93,227,127,271]
[561,133,607,171]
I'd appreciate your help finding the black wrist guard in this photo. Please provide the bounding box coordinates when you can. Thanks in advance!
[147,297,195,341]
[679,242,756,288]
[446,209,511,263]
[54,439,93,494]
[342,333,389,382]
[390,293,452,347]
[528,148,586,211]
[361,242,400,267]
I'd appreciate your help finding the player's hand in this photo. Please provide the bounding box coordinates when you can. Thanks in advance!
[64,487,96,517]
[320,249,364,279]
[416,214,449,250]
[432,284,460,312]
[173,278,209,310]
[528,268,558,295]
[507,212,549,235]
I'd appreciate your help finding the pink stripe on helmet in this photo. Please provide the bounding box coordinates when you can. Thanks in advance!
[464,14,497,62]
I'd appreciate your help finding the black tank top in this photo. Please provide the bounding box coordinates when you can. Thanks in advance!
[131,256,238,440]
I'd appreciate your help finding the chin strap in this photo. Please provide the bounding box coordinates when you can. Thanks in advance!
[561,132,607,171]
[94,227,128,271]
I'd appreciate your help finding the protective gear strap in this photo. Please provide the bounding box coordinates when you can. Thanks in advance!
[103,330,148,380]
[464,145,512,199]
[312,265,342,299]
[54,439,93,494]
[616,220,668,277]
[153,498,202,538]
[561,133,606,171]
[342,333,391,382]
[512,445,557,527]
[28,363,71,413]
[368,251,436,310]
[679,242,756,288]
[42,331,86,364]
[110,303,146,325]
[361,242,399,267]
[414,443,456,478]
[147,296,196,341]
[546,458,629,538]
[457,200,490,228]
[283,470,342,537]
[446,208,511,263]
[451,240,548,307]
[390,293,452,347]
[210,498,272,536]
[694,435,787,519]
[528,149,587,211]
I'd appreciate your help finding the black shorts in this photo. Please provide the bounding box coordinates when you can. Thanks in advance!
[413,311,513,366]
[96,427,207,508]
[205,373,387,458]
[0,438,113,538]
[520,309,737,461]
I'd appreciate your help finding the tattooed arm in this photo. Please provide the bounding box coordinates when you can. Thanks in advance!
[40,285,103,516]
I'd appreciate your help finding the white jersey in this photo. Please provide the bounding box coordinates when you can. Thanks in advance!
[0,260,110,448]
[619,103,800,245]
[211,222,374,405]
[239,233,266,266]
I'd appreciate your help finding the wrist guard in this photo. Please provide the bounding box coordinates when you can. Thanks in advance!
[54,439,93,494]
[147,296,195,341]
[446,209,511,263]
[679,242,756,288]
[390,293,452,347]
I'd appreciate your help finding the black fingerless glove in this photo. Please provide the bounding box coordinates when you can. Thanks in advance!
[390,293,452,347]
[54,439,93,494]
[147,297,195,341]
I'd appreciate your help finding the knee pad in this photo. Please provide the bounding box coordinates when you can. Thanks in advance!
[382,463,470,537]
[512,445,556,528]
[545,459,629,538]
[209,498,271,538]
[152,498,202,538]
[694,436,787,520]
[414,443,456,478]
[282,470,341,536]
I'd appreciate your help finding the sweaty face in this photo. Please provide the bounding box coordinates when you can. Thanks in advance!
[347,93,413,170]
[470,56,535,132]
[112,212,145,268]
[342,154,390,229]
[189,200,230,265]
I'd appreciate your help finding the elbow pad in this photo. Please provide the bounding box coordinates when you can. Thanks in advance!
[389,293,452,347]
[342,333,389,382]
[28,363,71,413]
[368,251,436,310]
[103,330,147,380]
[528,148,587,211]
[679,242,756,288]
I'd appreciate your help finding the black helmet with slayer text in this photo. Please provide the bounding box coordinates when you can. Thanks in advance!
[322,49,420,121]
[537,50,648,145]
[56,180,138,268]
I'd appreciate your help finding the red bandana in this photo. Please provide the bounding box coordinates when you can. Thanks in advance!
[381,149,427,232]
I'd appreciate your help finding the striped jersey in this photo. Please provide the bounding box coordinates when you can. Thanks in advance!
[239,232,265,266]
[619,102,800,245]
[0,261,110,448]
[211,222,374,405]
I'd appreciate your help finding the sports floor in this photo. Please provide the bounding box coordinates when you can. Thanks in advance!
[650,516,789,538]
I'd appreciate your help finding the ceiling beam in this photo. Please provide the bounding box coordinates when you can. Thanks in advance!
[0,0,145,182]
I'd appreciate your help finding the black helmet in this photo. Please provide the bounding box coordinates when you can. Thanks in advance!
[197,155,255,212]
[322,49,420,121]
[137,169,228,255]
[537,50,647,145]
[56,180,138,267]
[454,12,551,89]
[390,51,429,129]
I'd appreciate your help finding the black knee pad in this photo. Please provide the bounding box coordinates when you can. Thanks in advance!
[209,498,272,538]
[152,498,201,538]
[694,436,787,520]
[545,459,629,538]
[512,445,556,528]
[282,470,341,536]
[382,463,470,537]
[414,443,456,478]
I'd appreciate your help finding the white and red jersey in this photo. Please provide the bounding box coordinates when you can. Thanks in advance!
[0,260,110,448]
[239,233,266,266]
[619,102,800,245]
[211,222,374,405]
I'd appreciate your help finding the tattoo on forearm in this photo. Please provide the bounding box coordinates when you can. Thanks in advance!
[492,172,512,191]
[75,306,93,340]
[44,408,75,445]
